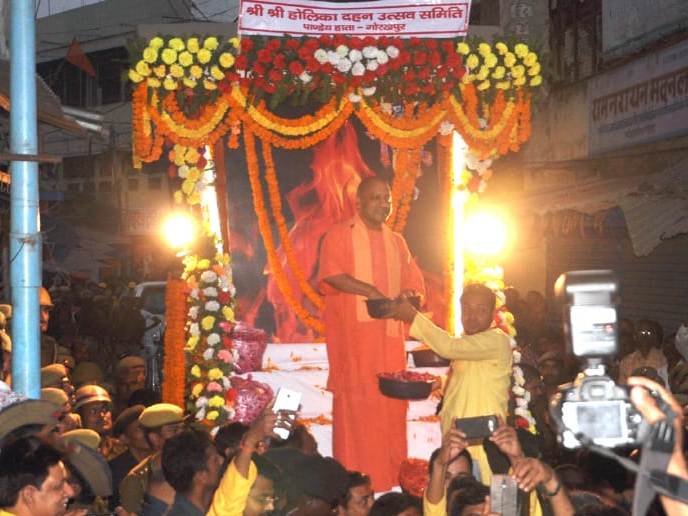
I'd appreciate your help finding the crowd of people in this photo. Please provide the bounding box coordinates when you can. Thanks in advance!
[0,177,687,516]
[0,277,686,516]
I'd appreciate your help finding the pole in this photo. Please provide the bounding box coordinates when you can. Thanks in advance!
[9,0,41,398]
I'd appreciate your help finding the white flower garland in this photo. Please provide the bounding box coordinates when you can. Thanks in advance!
[494,291,537,433]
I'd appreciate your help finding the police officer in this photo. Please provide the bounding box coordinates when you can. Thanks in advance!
[74,384,126,460]
[118,403,185,515]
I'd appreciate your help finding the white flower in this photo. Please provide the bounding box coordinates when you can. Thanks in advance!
[299,71,312,84]
[512,350,522,363]
[366,60,379,72]
[348,92,362,103]
[222,376,231,390]
[439,121,454,135]
[207,333,221,346]
[376,50,389,64]
[515,407,529,417]
[381,102,393,114]
[189,323,200,336]
[515,397,528,407]
[351,62,365,76]
[314,48,328,64]
[205,300,220,312]
[336,58,352,73]
[190,288,200,300]
[201,271,218,283]
[196,396,209,407]
[188,306,199,320]
[178,165,189,178]
[327,51,339,65]
[223,406,235,419]
[203,347,215,361]
[195,407,206,420]
[349,49,362,62]
[386,46,399,58]
[232,349,240,362]
[362,46,378,59]
[335,45,349,57]
[362,86,376,96]
[203,286,218,297]
[512,385,526,396]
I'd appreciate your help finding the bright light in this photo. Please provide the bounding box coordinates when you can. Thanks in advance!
[200,146,222,243]
[162,212,195,250]
[463,212,508,257]
[450,132,468,336]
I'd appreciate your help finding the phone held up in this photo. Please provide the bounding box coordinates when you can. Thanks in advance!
[454,415,498,440]
[490,474,518,516]
[272,387,302,440]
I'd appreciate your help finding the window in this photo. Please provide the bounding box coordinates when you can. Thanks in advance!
[550,0,602,84]
[83,182,95,193]
[128,178,139,191]
[99,181,112,192]
[469,0,500,26]
[67,182,81,192]
[37,47,130,107]
[147,177,162,190]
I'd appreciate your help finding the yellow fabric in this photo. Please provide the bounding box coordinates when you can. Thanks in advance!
[0,510,15,515]
[422,494,446,516]
[410,313,512,484]
[206,460,257,516]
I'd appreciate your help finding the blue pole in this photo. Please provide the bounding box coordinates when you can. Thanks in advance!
[9,0,41,398]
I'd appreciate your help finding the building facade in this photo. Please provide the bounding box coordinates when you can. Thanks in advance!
[492,0,688,334]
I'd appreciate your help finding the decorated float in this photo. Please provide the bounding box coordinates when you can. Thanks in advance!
[128,0,542,430]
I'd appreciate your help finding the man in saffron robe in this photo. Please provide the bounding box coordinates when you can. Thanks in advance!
[317,176,425,491]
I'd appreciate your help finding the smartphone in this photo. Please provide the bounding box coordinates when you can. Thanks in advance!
[490,474,518,516]
[272,387,302,440]
[454,415,498,440]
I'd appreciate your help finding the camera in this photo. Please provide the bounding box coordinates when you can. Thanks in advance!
[550,270,649,448]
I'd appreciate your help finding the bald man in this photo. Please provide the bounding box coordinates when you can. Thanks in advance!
[317,176,425,491]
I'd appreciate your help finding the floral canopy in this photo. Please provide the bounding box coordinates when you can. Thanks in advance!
[129,32,541,428]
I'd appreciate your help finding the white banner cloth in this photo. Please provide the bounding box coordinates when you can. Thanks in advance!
[239,0,472,38]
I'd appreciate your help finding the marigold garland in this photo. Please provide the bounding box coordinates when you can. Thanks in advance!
[261,137,324,311]
[232,87,348,136]
[357,101,445,149]
[388,148,421,232]
[162,277,187,409]
[244,128,325,334]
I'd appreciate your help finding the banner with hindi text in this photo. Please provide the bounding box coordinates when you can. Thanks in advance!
[238,0,472,38]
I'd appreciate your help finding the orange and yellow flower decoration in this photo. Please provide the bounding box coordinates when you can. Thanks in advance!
[129,35,543,425]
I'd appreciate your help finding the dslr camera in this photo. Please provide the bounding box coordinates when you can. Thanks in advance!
[550,270,648,449]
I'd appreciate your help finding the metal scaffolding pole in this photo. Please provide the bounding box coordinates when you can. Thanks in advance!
[9,0,41,398]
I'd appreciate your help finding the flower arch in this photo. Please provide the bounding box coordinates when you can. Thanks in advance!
[129,34,541,427]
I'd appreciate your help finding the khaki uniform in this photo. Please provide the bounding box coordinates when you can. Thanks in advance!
[99,435,127,461]
[119,453,157,514]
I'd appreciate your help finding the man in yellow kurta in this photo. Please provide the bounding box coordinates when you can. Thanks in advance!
[394,283,512,484]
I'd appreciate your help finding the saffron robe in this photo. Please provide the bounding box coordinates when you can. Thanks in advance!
[318,216,424,491]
